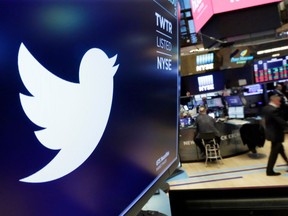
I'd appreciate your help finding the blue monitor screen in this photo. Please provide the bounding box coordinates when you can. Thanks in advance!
[225,95,243,107]
[243,84,263,96]
[0,1,179,215]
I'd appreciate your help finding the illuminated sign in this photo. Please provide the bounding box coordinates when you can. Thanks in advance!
[230,49,254,64]
[254,55,288,83]
[198,74,214,92]
[212,0,281,14]
[190,0,214,33]
[196,53,214,71]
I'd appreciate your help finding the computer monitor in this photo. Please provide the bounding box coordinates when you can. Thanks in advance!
[228,106,245,119]
[207,97,224,108]
[225,95,243,107]
[243,84,263,96]
[0,1,179,215]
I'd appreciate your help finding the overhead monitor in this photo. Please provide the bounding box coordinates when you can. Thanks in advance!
[196,53,214,72]
[191,0,281,32]
[212,0,281,14]
[191,0,214,33]
[253,55,288,83]
[0,1,179,215]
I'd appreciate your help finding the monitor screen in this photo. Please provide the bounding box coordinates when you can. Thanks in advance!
[191,0,214,32]
[207,97,224,108]
[187,71,225,95]
[225,95,243,107]
[196,53,214,72]
[243,84,264,96]
[228,106,244,119]
[0,1,179,215]
[253,55,288,83]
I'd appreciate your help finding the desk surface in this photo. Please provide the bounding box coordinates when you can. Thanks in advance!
[225,119,250,125]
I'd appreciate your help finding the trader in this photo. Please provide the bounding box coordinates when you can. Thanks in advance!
[194,106,220,156]
[262,94,288,176]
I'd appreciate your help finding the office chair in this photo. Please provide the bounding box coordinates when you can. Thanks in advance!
[199,132,223,166]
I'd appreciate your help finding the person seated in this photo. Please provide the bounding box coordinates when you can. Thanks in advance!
[194,106,221,156]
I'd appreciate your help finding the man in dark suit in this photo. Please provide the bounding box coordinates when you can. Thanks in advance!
[194,107,220,155]
[262,94,288,176]
[273,83,288,120]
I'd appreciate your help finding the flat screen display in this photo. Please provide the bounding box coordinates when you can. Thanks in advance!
[196,52,214,72]
[228,106,244,119]
[196,72,225,94]
[181,71,225,95]
[254,55,288,83]
[225,95,243,106]
[207,97,224,108]
[198,74,215,92]
[0,1,179,215]
[190,0,214,32]
[243,84,263,96]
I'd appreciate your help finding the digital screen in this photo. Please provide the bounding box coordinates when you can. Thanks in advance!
[212,0,281,14]
[228,106,244,119]
[182,71,225,95]
[198,74,215,92]
[207,97,224,108]
[225,95,243,106]
[0,1,179,215]
[254,56,288,83]
[190,0,214,32]
[196,53,214,71]
[243,84,263,96]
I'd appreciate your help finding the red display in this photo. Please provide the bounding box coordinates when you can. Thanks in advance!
[254,56,288,83]
[190,0,214,33]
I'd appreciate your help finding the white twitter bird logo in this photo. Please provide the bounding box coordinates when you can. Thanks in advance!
[18,43,119,183]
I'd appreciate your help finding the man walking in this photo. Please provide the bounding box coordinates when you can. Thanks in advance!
[262,94,288,176]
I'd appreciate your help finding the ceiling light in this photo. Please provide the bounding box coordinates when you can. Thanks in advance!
[257,45,288,55]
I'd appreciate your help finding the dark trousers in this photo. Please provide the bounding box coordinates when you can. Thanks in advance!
[194,137,220,155]
[267,141,288,174]
[194,138,206,154]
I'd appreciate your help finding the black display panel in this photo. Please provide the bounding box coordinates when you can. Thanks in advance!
[0,1,179,215]
[181,71,225,95]
[253,55,288,83]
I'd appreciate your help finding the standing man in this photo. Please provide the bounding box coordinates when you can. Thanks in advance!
[262,94,288,176]
[273,83,288,120]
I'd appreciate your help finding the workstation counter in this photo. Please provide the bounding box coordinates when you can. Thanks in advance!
[179,118,262,162]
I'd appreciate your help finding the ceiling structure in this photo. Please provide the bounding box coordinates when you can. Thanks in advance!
[180,0,288,56]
